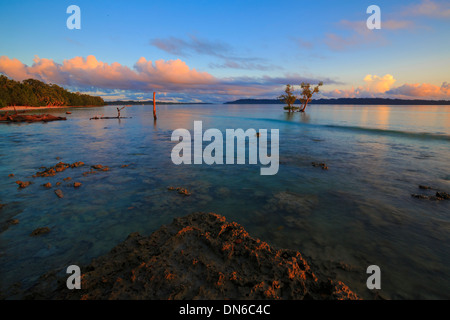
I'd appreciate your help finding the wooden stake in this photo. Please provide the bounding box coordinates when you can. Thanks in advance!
[153,92,157,120]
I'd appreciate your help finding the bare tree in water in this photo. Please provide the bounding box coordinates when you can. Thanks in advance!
[116,106,125,118]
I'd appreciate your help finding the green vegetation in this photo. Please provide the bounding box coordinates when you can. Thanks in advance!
[298,81,323,112]
[278,84,298,112]
[278,82,323,112]
[0,75,105,107]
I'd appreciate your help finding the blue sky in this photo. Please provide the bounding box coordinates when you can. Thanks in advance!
[0,0,449,102]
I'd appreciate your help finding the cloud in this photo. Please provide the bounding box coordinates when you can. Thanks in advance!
[151,35,231,58]
[386,82,450,99]
[362,74,396,93]
[151,34,279,71]
[0,55,215,92]
[324,18,414,51]
[0,55,336,102]
[402,0,450,18]
[325,20,384,51]
[324,74,396,98]
[209,60,281,71]
[323,74,449,100]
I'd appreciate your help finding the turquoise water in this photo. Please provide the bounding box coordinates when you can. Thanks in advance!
[0,104,449,299]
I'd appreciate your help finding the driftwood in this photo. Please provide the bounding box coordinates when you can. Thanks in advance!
[90,116,131,120]
[0,113,66,123]
[89,107,131,120]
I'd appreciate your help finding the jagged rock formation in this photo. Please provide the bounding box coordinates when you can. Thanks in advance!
[28,212,359,300]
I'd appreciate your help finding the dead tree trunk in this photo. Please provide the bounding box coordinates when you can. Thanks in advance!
[153,92,157,120]
[117,106,125,118]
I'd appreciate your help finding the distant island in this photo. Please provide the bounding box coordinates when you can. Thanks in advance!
[0,75,104,108]
[224,98,450,105]
[106,100,211,105]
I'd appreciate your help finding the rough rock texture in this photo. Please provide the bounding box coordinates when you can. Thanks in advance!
[28,212,359,300]
[0,113,66,122]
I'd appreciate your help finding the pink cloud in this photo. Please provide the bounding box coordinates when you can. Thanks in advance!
[323,75,449,100]
[0,55,216,92]
[0,55,336,102]
[387,82,450,99]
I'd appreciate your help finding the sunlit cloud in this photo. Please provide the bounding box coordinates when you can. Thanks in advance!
[362,74,396,93]
[0,55,337,102]
[323,74,449,100]
[387,82,450,99]
[0,55,215,91]
[323,74,396,98]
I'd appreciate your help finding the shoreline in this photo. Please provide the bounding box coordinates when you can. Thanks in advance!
[0,105,105,112]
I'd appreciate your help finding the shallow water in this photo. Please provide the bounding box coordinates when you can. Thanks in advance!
[0,104,449,299]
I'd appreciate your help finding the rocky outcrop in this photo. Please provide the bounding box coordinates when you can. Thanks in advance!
[0,114,66,123]
[28,212,359,300]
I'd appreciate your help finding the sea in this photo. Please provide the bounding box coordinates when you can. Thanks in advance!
[0,104,449,299]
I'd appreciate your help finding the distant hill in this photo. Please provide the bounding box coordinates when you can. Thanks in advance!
[106,100,211,105]
[224,98,450,105]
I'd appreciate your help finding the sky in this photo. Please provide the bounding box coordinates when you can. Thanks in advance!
[0,0,449,102]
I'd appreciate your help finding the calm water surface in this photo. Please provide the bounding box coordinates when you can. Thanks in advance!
[0,104,449,299]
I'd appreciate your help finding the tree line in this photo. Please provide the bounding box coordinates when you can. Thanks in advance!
[0,75,105,108]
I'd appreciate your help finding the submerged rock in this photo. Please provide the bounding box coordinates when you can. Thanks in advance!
[71,161,84,168]
[16,181,31,188]
[91,164,109,172]
[54,189,64,199]
[412,191,449,201]
[27,212,359,300]
[8,219,19,225]
[168,186,191,196]
[30,227,50,237]
[419,185,435,190]
[34,161,85,178]
[43,182,52,188]
[436,192,450,200]
[312,162,328,170]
